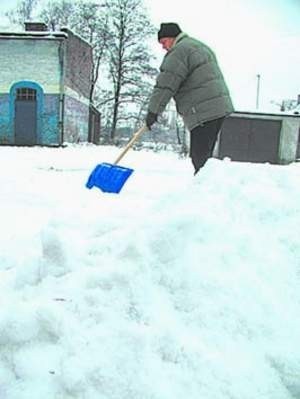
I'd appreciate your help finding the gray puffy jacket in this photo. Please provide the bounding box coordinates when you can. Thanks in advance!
[148,33,234,130]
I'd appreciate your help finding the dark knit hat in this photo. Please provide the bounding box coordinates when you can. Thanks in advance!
[158,23,182,41]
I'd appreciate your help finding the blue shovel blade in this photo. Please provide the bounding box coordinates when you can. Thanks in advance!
[86,162,134,193]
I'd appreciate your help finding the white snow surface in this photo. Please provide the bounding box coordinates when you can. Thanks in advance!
[0,144,300,399]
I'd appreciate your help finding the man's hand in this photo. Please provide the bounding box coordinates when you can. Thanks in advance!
[145,112,158,130]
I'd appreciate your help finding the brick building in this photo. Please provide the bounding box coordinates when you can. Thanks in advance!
[0,23,100,146]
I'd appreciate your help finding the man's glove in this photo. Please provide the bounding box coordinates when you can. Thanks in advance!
[145,112,158,129]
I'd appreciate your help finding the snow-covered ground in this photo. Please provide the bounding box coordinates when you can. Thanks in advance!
[0,144,300,399]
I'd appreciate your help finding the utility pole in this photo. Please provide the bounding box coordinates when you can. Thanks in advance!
[256,74,261,110]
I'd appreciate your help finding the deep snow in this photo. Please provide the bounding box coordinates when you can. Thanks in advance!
[0,144,300,399]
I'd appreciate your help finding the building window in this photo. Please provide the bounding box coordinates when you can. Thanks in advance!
[16,88,37,101]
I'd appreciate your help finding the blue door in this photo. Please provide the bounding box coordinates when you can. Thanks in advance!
[15,88,37,145]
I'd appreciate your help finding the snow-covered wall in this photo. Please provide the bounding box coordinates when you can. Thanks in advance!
[278,117,300,164]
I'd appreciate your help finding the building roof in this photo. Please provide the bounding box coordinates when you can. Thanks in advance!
[0,31,68,40]
[234,110,300,119]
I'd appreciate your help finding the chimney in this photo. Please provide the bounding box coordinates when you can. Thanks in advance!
[24,22,48,32]
[297,94,300,105]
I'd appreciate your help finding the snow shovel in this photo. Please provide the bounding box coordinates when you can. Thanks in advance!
[86,125,148,194]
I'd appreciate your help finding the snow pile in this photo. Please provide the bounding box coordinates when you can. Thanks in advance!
[0,145,300,399]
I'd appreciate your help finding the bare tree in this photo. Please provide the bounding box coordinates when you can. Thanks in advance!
[39,1,110,104]
[39,0,75,31]
[271,98,299,112]
[69,2,110,103]
[104,0,156,140]
[5,0,40,26]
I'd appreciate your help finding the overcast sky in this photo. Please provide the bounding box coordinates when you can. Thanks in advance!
[0,0,299,112]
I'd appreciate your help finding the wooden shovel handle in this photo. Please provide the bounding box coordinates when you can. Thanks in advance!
[113,125,148,165]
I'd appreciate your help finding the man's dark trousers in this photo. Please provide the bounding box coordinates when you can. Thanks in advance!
[190,117,225,174]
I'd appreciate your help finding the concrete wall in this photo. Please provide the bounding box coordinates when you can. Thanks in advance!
[0,94,10,144]
[63,91,89,143]
[43,94,61,144]
[278,117,300,163]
